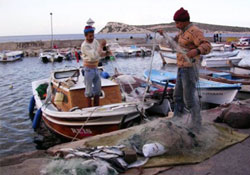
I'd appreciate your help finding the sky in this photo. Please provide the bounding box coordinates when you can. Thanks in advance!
[0,0,250,36]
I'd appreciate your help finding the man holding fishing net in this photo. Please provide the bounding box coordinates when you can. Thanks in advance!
[158,7,211,130]
[81,25,111,107]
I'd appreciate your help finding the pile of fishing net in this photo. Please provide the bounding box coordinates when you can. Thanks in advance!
[42,117,249,175]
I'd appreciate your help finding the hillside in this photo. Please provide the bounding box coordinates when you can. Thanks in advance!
[99,22,250,33]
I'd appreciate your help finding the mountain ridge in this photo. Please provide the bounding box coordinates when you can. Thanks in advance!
[99,22,250,34]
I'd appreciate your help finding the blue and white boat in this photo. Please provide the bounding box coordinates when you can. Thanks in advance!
[144,69,241,104]
[0,51,24,62]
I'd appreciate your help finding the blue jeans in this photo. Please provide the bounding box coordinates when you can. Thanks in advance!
[173,67,201,125]
[84,67,101,97]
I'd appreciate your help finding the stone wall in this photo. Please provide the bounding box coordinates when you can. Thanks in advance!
[0,40,84,52]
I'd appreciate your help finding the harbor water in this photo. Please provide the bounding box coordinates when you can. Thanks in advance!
[0,51,249,158]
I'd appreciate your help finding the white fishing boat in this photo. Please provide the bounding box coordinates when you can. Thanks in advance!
[203,50,239,58]
[0,51,24,62]
[144,69,241,104]
[30,68,155,140]
[159,52,177,64]
[201,56,242,68]
[39,50,65,63]
[159,44,175,52]
[211,43,225,51]
[159,50,240,66]
[235,37,250,50]
[109,43,151,57]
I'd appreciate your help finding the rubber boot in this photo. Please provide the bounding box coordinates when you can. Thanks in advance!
[94,95,100,106]
[87,97,92,107]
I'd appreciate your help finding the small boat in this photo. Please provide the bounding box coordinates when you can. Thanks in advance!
[159,52,177,64]
[59,48,82,61]
[159,44,175,52]
[202,50,239,58]
[31,68,155,140]
[235,37,250,50]
[39,50,65,63]
[199,71,250,85]
[0,51,24,62]
[159,52,242,68]
[200,67,250,79]
[201,56,242,68]
[109,43,151,57]
[211,43,225,51]
[144,69,241,104]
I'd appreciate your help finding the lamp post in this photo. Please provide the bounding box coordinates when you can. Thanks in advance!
[50,12,53,49]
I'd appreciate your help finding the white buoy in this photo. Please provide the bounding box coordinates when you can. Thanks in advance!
[9,85,13,89]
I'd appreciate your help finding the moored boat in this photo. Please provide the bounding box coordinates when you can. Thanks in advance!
[144,69,241,104]
[202,50,239,58]
[199,69,250,85]
[235,37,250,50]
[31,68,155,140]
[211,43,225,51]
[109,43,151,57]
[159,52,177,64]
[0,51,24,62]
[39,50,65,63]
[201,56,242,68]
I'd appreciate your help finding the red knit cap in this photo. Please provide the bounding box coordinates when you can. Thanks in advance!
[173,7,190,22]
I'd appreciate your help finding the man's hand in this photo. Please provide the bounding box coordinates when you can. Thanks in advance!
[186,49,198,58]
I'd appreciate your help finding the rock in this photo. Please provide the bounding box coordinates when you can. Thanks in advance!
[214,103,250,129]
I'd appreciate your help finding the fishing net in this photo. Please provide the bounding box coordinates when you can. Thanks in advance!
[41,158,118,175]
[82,117,248,167]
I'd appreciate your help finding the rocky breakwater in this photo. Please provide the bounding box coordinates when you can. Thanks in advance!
[0,39,84,57]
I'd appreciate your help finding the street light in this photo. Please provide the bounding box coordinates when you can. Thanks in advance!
[50,12,53,49]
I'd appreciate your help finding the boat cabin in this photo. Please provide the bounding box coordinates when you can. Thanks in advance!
[50,68,122,112]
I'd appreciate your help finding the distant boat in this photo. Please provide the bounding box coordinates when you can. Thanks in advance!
[235,37,250,50]
[199,70,250,85]
[202,50,239,58]
[39,49,65,63]
[144,69,241,104]
[109,43,151,57]
[159,44,175,52]
[211,43,225,51]
[201,56,242,68]
[0,51,24,62]
[159,52,177,64]
[159,49,240,66]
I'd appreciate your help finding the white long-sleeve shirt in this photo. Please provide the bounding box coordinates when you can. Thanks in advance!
[81,39,101,67]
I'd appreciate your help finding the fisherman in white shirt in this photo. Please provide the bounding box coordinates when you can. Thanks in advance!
[81,25,111,107]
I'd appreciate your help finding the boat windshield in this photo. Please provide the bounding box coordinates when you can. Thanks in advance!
[54,70,80,79]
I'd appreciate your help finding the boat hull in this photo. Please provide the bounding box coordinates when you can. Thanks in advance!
[42,115,119,140]
[0,51,23,62]
[200,89,238,104]
[160,53,177,64]
[42,111,140,140]
[202,57,242,68]
[144,69,241,104]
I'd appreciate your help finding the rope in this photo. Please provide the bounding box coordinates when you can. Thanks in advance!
[71,107,99,141]
[140,32,157,116]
